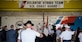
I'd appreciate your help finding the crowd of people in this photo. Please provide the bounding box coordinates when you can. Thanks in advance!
[0,20,82,42]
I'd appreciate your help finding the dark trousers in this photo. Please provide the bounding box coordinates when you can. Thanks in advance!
[63,40,71,42]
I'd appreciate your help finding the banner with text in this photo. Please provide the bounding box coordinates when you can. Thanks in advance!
[19,0,64,8]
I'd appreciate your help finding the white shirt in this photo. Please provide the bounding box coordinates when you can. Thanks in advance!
[60,30,74,40]
[56,30,61,39]
[48,25,54,35]
[37,25,42,33]
[38,25,41,29]
[78,32,82,42]
[56,30,61,36]
[18,29,23,34]
[48,30,54,35]
[56,24,63,30]
[48,25,53,30]
[18,28,40,42]
[43,28,49,36]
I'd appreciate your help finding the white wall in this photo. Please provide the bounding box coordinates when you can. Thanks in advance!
[1,12,82,29]
[1,16,59,29]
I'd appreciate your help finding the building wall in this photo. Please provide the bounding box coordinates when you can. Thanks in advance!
[0,12,82,29]
[1,16,59,29]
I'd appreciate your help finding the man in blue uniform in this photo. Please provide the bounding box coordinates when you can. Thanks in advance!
[6,25,17,42]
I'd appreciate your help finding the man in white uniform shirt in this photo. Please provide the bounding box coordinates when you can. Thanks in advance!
[18,26,24,35]
[37,23,43,33]
[17,21,43,42]
[48,24,54,35]
[78,31,82,42]
[43,26,49,37]
[48,24,53,30]
[60,25,75,42]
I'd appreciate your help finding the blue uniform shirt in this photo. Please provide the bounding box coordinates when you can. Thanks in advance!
[6,29,17,42]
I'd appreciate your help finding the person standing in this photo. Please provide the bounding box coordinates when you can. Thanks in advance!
[48,24,54,36]
[16,25,25,42]
[43,26,49,37]
[60,25,75,42]
[17,20,43,42]
[18,26,25,35]
[48,24,53,31]
[6,25,17,42]
[37,23,43,33]
[48,24,54,42]
[0,27,2,42]
[78,30,82,42]
[43,26,49,42]
[56,28,61,42]
[75,27,80,42]
[36,23,43,42]
[52,25,56,42]
[2,26,7,42]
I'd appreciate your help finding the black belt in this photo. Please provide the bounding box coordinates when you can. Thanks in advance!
[63,40,71,41]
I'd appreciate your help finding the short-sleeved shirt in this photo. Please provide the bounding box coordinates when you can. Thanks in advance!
[78,32,82,42]
[48,25,53,30]
[18,28,40,42]
[43,28,49,36]
[37,25,42,33]
[56,30,61,36]
[56,30,61,39]
[60,30,74,40]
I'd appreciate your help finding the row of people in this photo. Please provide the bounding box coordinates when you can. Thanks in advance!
[0,25,17,42]
[55,24,82,42]
[0,20,82,42]
[36,23,56,42]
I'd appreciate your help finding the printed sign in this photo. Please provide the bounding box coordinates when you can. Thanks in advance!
[19,0,64,8]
